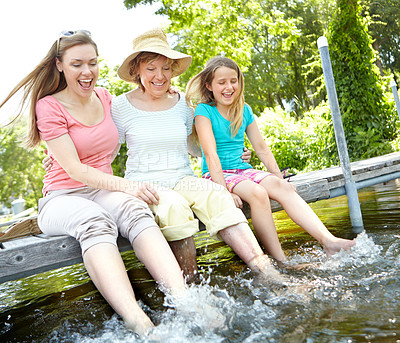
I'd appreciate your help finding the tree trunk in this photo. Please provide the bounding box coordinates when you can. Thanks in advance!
[372,39,384,76]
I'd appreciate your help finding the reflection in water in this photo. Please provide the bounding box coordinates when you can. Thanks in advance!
[2,180,400,342]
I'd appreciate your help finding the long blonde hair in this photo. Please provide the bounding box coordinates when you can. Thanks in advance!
[0,32,98,148]
[186,56,245,137]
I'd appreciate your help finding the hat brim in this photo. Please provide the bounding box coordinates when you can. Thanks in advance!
[117,48,192,83]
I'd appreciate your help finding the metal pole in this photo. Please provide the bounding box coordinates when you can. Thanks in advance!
[391,79,400,121]
[317,36,364,232]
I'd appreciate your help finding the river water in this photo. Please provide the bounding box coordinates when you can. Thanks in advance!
[2,180,400,342]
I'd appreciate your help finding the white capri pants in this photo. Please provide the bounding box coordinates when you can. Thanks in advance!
[38,187,158,254]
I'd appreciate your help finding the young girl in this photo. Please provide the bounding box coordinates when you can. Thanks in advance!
[187,56,355,265]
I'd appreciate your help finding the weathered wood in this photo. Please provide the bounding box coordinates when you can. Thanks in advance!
[2,151,400,284]
[290,152,400,192]
[0,234,132,283]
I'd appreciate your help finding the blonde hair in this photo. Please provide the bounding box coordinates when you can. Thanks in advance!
[186,56,245,137]
[128,51,178,91]
[0,32,98,148]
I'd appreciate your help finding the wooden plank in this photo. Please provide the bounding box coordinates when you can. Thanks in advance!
[352,164,400,182]
[0,235,82,283]
[0,234,133,283]
[290,152,400,191]
[326,165,400,190]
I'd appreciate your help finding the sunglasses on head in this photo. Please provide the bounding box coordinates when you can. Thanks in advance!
[56,30,91,54]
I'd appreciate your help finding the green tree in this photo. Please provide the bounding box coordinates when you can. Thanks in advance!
[327,0,397,160]
[0,124,45,209]
[361,0,400,79]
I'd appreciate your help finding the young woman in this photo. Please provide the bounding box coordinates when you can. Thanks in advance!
[187,56,355,264]
[0,30,187,335]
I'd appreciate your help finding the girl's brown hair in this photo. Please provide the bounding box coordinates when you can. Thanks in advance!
[0,32,98,148]
[186,56,245,137]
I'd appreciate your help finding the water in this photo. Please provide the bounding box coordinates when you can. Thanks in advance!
[2,180,400,342]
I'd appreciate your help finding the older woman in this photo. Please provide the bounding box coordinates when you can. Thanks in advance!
[111,28,284,283]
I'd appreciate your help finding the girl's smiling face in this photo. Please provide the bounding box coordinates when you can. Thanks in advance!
[206,66,239,112]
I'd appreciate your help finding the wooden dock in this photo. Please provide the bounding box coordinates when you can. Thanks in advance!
[1,151,400,284]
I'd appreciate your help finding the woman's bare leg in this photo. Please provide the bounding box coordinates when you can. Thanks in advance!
[167,236,198,283]
[83,242,153,335]
[218,222,285,282]
[132,226,187,293]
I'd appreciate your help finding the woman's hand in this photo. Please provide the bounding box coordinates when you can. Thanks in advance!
[241,148,252,164]
[231,193,243,208]
[42,149,53,172]
[130,182,160,205]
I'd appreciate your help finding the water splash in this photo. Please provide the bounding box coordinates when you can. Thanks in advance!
[320,230,383,270]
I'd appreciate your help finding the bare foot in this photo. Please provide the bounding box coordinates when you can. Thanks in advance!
[249,255,288,285]
[324,237,356,256]
[169,291,225,329]
[124,312,154,336]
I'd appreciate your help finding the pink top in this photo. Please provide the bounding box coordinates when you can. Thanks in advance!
[36,87,118,195]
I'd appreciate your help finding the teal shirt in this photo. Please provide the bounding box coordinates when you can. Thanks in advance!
[194,103,254,175]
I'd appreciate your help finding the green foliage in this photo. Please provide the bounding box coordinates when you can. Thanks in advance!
[361,0,400,81]
[244,7,302,114]
[98,61,134,97]
[249,103,338,172]
[162,0,256,86]
[327,0,397,161]
[245,0,336,117]
[0,124,45,209]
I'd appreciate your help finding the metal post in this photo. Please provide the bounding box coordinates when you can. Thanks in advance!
[317,36,364,232]
[391,79,400,120]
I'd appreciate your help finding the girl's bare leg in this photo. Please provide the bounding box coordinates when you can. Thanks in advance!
[232,180,287,262]
[260,176,355,255]
[83,242,154,335]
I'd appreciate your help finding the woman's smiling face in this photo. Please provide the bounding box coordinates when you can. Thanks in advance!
[56,44,99,98]
[138,55,173,99]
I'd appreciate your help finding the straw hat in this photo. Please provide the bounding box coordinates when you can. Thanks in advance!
[118,27,192,82]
